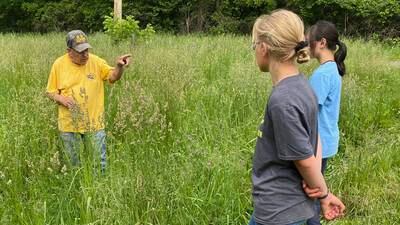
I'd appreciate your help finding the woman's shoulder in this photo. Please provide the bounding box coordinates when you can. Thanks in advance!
[268,86,302,109]
[269,76,317,112]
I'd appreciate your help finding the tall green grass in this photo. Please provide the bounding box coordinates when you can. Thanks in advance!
[0,33,399,224]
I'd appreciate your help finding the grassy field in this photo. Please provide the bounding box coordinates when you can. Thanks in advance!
[0,33,399,225]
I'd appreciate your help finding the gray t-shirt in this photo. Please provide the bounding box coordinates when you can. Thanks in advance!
[252,74,318,225]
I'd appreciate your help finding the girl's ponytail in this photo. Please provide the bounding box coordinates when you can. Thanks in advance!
[335,40,347,76]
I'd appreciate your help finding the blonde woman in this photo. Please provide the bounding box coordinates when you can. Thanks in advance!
[249,10,345,225]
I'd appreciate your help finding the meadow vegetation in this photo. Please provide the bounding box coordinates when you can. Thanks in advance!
[0,33,399,224]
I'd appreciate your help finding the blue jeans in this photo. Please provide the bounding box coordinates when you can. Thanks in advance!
[306,158,328,225]
[60,130,107,172]
[248,215,306,225]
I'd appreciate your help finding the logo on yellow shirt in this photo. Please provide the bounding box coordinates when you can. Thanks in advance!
[87,73,95,80]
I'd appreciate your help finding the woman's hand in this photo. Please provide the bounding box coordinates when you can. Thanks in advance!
[320,193,345,220]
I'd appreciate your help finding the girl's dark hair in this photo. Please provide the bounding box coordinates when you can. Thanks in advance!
[308,20,347,76]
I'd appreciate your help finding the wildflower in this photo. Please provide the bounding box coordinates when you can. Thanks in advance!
[61,165,67,175]
[25,160,34,169]
[168,122,173,132]
[50,151,61,168]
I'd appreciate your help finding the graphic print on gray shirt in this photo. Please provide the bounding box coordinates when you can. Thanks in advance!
[252,74,318,225]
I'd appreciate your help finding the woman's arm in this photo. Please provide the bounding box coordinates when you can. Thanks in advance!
[295,156,328,196]
[296,155,345,220]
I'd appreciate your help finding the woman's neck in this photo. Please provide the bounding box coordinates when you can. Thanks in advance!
[269,60,300,86]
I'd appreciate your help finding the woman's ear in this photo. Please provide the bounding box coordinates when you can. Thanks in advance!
[260,42,269,57]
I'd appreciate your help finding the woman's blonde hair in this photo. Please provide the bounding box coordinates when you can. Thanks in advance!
[252,9,310,64]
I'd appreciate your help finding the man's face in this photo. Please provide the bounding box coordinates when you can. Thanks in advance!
[68,48,89,65]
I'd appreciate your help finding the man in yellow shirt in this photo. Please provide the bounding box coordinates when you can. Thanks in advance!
[46,30,131,172]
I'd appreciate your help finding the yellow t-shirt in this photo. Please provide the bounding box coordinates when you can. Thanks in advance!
[46,53,114,132]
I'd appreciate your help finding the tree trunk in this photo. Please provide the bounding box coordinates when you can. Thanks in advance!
[114,0,122,20]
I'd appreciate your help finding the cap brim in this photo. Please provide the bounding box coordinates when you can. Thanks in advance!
[73,43,92,52]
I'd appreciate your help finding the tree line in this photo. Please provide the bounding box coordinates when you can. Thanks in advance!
[1,0,399,37]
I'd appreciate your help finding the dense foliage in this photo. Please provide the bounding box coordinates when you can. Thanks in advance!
[103,14,155,43]
[0,0,399,36]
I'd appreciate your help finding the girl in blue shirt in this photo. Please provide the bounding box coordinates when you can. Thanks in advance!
[305,21,347,225]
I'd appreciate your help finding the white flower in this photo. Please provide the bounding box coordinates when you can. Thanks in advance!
[61,165,67,174]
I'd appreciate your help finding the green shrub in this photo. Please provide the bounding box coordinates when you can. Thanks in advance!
[103,14,155,44]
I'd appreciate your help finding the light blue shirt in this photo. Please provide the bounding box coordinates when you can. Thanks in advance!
[309,61,342,158]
